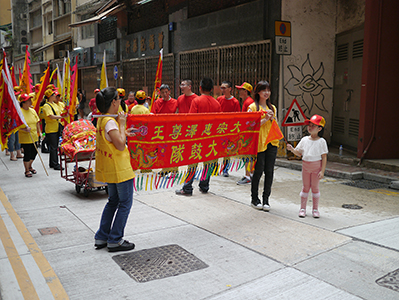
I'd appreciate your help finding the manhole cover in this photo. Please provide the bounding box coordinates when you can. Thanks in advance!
[112,244,208,283]
[376,268,399,292]
[38,227,61,235]
[342,179,389,190]
[342,204,363,209]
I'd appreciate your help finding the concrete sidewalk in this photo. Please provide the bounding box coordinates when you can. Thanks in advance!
[1,151,399,299]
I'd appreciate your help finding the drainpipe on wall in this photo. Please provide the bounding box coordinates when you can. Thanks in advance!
[358,0,382,166]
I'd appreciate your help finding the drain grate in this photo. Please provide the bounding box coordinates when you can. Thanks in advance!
[342,204,363,209]
[376,268,399,292]
[112,244,208,283]
[341,179,389,190]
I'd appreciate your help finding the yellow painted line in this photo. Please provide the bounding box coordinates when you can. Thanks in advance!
[0,188,69,300]
[369,189,399,196]
[0,215,39,299]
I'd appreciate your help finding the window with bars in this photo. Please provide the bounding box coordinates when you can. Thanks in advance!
[98,16,117,44]
[179,41,271,96]
[122,54,174,96]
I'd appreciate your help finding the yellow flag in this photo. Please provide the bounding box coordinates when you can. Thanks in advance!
[100,50,108,90]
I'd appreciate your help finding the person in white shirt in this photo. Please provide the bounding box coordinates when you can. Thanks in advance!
[287,115,328,218]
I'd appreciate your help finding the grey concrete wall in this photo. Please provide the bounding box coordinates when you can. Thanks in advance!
[281,0,336,142]
[336,0,365,34]
[176,1,264,53]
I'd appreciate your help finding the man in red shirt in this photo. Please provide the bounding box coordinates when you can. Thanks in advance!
[217,81,240,177]
[235,82,254,185]
[236,82,254,112]
[217,81,241,112]
[176,79,197,113]
[88,88,101,126]
[125,91,137,110]
[151,84,177,114]
[176,78,221,196]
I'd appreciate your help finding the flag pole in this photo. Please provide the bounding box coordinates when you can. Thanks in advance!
[29,132,49,176]
[0,156,9,171]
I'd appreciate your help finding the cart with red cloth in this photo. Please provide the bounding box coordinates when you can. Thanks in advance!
[59,119,107,197]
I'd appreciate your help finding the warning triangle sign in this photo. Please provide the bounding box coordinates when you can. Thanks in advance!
[281,99,307,126]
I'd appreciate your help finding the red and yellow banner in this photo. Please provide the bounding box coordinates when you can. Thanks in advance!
[0,53,26,151]
[150,49,163,112]
[19,45,32,94]
[126,112,262,170]
[33,62,51,113]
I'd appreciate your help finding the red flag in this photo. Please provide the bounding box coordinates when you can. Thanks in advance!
[10,66,17,87]
[18,66,22,82]
[265,119,284,145]
[68,60,78,123]
[19,45,33,94]
[150,49,163,112]
[0,52,26,151]
[33,62,51,113]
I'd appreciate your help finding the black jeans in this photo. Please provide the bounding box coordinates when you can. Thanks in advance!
[47,132,59,167]
[251,144,277,205]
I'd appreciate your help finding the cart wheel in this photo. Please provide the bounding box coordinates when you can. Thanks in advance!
[75,185,81,194]
[105,186,108,194]
[83,188,89,197]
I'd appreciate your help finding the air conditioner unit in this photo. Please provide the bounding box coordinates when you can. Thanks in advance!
[20,13,28,20]
[21,44,28,53]
[59,50,66,58]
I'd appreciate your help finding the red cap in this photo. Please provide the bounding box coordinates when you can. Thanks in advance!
[305,115,326,127]
[94,88,100,93]
[35,83,41,91]
[19,93,33,103]
[54,91,60,96]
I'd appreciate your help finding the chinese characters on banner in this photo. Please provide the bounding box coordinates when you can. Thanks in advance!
[126,112,262,170]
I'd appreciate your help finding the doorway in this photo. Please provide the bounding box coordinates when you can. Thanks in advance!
[332,25,364,150]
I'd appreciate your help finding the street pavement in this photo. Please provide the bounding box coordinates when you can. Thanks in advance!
[1,150,399,300]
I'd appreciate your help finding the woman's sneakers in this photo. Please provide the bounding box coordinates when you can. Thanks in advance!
[251,200,270,211]
[251,200,263,210]
[108,240,135,252]
[298,209,306,218]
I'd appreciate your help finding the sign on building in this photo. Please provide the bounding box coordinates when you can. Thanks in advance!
[275,21,291,55]
[281,98,307,126]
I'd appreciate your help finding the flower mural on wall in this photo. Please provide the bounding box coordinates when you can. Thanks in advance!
[284,54,332,115]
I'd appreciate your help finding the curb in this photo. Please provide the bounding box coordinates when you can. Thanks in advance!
[275,159,399,190]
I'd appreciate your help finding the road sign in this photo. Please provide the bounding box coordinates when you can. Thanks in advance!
[275,21,291,37]
[276,36,291,55]
[287,126,302,141]
[281,98,307,127]
[113,65,118,80]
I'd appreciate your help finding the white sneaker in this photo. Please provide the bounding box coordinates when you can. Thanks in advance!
[251,202,263,210]
[263,204,270,211]
[298,209,306,218]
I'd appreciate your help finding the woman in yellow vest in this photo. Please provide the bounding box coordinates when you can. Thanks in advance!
[94,87,136,252]
[18,93,41,177]
[248,81,280,212]
[42,89,65,170]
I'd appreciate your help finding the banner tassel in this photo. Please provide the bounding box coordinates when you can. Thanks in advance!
[145,174,149,191]
[150,174,154,191]
[230,160,236,173]
[176,171,183,185]
[196,167,202,181]
[162,174,169,189]
[166,173,173,189]
[133,178,137,192]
